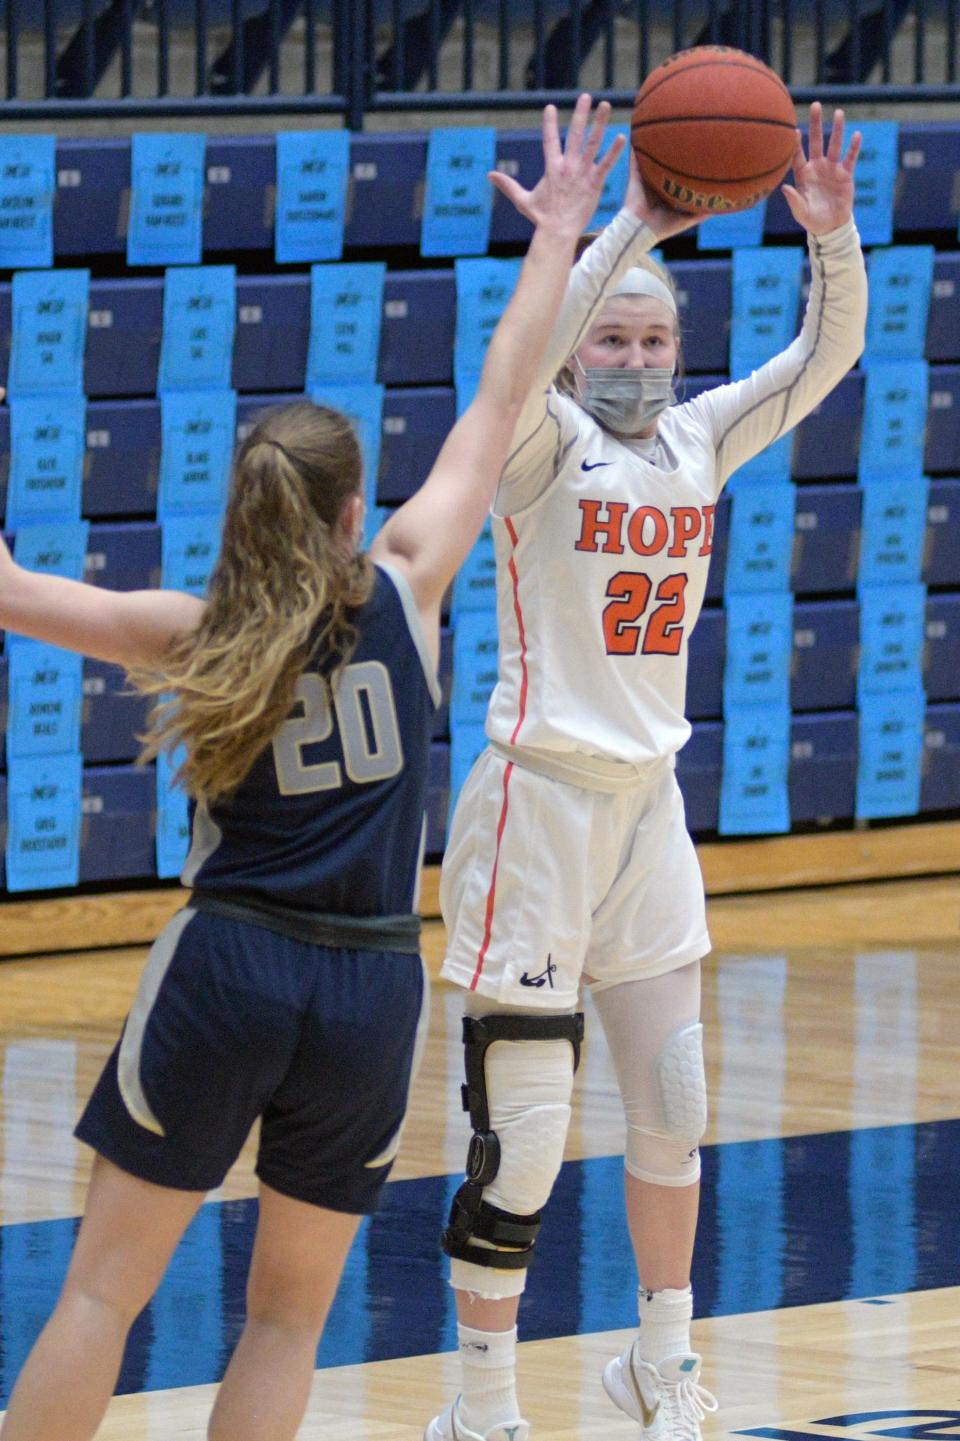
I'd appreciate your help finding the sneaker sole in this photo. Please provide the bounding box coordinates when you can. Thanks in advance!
[602,1355,645,1426]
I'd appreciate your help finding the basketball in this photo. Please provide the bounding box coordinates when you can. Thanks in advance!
[631,46,798,214]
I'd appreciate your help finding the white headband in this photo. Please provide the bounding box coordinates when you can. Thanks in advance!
[611,267,678,316]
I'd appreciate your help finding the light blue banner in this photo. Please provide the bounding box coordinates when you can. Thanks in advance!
[158,390,236,518]
[857,476,930,590]
[127,132,205,267]
[8,269,89,398]
[155,746,191,880]
[451,518,497,619]
[730,246,803,378]
[0,136,56,270]
[275,130,351,264]
[454,257,521,380]
[857,581,926,700]
[855,688,925,820]
[158,265,236,393]
[309,383,384,506]
[719,703,791,836]
[698,199,767,251]
[865,246,934,361]
[160,510,223,597]
[723,590,794,711]
[858,359,928,484]
[13,519,89,581]
[453,365,481,418]
[307,262,386,388]
[850,120,899,247]
[421,127,496,258]
[587,126,630,231]
[6,752,82,891]
[725,482,795,594]
[363,504,387,549]
[7,396,85,528]
[6,640,82,759]
[450,610,499,727]
[727,432,793,486]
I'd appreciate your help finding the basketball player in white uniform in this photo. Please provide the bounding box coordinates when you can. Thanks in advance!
[427,104,866,1441]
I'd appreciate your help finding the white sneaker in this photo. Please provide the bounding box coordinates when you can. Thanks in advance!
[424,1396,530,1441]
[602,1349,718,1441]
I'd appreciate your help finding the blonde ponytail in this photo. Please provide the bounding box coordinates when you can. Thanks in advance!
[132,402,374,802]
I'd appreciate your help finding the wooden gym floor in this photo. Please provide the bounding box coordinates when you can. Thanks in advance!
[0,872,958,1438]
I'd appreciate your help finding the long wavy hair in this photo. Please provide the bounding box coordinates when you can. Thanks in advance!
[133,401,374,803]
[556,245,683,401]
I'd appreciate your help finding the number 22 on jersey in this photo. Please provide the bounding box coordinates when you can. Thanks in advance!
[603,571,688,656]
[272,661,404,795]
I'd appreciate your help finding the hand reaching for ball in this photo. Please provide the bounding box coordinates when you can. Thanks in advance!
[781,102,861,237]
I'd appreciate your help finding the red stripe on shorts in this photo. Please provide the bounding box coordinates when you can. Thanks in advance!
[470,758,514,991]
[471,516,528,990]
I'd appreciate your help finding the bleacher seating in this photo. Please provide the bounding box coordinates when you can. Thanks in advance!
[0,121,958,892]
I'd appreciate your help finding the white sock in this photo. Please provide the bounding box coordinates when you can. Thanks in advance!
[457,1324,520,1434]
[633,1284,694,1367]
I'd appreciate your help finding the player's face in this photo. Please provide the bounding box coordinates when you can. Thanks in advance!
[574,296,679,373]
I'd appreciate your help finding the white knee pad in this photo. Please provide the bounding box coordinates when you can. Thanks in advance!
[624,1022,706,1187]
[482,1037,574,1216]
[446,1019,578,1300]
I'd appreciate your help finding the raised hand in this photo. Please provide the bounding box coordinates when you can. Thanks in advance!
[622,148,705,240]
[487,94,626,242]
[781,102,861,237]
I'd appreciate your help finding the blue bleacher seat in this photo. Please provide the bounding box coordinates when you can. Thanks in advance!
[85,522,161,591]
[675,720,723,832]
[925,479,960,587]
[790,711,857,822]
[928,256,960,362]
[686,607,724,720]
[79,764,156,882]
[792,485,861,594]
[922,702,960,811]
[81,660,149,764]
[426,741,450,856]
[924,593,960,701]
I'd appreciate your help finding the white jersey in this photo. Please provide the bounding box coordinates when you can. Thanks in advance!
[483,210,868,789]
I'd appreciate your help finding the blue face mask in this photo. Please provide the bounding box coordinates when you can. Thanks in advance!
[579,365,676,437]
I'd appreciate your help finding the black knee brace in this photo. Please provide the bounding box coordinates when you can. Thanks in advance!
[441,1011,585,1270]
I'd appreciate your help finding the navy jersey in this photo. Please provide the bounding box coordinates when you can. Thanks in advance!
[182,563,440,919]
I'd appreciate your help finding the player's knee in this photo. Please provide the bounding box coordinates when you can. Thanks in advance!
[624,1022,706,1186]
[442,1012,583,1278]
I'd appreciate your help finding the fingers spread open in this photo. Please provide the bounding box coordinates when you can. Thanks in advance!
[826,107,845,162]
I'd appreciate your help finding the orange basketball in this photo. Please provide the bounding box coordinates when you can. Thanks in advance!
[631,46,798,215]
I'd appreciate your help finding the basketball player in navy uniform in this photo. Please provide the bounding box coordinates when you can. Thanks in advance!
[0,97,628,1441]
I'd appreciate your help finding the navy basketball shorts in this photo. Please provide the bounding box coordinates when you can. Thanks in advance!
[76,905,429,1213]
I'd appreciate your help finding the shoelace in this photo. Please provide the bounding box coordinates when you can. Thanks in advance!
[661,1374,720,1441]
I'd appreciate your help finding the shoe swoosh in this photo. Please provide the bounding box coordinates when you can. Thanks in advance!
[628,1353,661,1430]
[640,1396,661,1428]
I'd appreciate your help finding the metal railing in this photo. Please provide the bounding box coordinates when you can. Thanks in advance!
[1,1,957,122]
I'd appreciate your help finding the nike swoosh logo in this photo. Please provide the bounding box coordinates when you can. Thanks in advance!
[581,459,613,471]
[628,1352,661,1431]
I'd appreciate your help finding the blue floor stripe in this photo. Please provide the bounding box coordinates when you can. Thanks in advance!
[1,1118,959,1406]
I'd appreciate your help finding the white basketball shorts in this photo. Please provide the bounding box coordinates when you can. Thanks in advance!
[440,749,711,1010]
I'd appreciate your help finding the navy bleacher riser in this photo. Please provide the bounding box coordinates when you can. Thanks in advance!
[46,127,960,261]
[676,703,960,834]
[1,257,957,399]
[687,594,960,721]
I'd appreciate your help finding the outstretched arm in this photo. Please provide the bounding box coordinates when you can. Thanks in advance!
[371,95,625,630]
[0,536,203,668]
[683,104,868,488]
